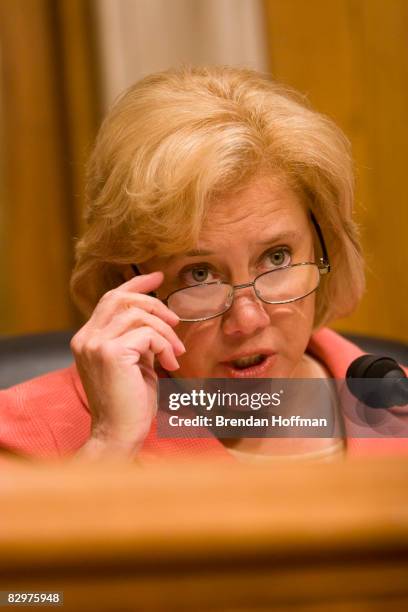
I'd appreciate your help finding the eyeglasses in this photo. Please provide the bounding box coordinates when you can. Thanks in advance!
[132,212,330,322]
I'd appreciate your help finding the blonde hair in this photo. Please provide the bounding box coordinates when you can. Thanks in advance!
[70,64,364,327]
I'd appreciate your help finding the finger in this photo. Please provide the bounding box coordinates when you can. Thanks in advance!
[95,307,186,356]
[113,326,180,371]
[110,292,179,325]
[137,349,156,379]
[89,287,179,329]
[119,270,164,293]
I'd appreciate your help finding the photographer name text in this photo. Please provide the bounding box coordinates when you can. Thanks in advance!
[167,415,328,428]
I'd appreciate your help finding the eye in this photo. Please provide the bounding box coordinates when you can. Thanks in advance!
[263,247,292,269]
[182,266,218,285]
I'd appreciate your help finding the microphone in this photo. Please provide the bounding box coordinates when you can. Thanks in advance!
[346,355,408,408]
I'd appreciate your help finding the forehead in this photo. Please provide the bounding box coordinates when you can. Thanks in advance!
[143,175,311,271]
[197,175,308,248]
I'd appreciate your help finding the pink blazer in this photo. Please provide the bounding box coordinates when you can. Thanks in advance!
[0,328,407,460]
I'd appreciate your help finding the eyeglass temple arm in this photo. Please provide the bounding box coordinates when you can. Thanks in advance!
[309,211,331,273]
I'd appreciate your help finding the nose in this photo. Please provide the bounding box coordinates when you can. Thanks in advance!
[221,286,270,336]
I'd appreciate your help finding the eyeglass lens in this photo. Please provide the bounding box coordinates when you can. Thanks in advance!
[167,264,320,321]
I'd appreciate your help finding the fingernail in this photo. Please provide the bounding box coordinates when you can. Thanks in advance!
[175,343,186,356]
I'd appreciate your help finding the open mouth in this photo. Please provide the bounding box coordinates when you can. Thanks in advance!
[220,353,276,378]
[231,354,266,370]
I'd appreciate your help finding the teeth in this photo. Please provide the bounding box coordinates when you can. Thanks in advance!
[232,354,264,368]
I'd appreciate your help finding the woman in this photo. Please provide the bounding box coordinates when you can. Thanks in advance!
[0,65,405,461]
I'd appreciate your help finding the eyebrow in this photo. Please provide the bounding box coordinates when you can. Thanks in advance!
[182,230,302,257]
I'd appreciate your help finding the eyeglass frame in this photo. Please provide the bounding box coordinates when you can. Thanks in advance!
[131,211,331,322]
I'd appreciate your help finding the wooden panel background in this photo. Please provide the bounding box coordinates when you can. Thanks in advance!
[263,0,408,342]
[0,0,100,336]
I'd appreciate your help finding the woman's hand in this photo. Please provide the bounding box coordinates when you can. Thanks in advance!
[70,271,185,459]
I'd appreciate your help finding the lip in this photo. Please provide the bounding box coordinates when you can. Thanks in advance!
[219,353,277,378]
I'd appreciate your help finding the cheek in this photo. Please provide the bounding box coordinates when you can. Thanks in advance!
[264,295,316,350]
[272,299,315,327]
[173,321,219,375]
[175,322,211,353]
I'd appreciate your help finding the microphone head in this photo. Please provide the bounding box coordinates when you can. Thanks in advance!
[346,354,407,408]
[346,354,405,380]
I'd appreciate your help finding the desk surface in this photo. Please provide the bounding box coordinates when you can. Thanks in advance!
[1,457,408,611]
